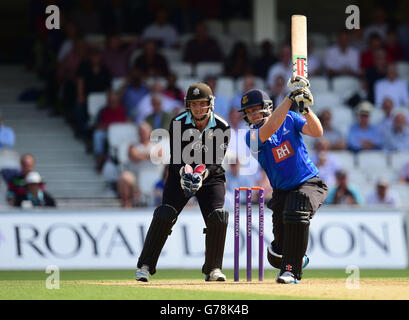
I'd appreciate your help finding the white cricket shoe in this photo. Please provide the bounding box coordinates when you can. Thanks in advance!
[205,268,226,282]
[135,265,150,282]
[276,271,300,284]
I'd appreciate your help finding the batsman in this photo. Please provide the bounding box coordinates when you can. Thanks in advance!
[135,82,231,282]
[239,76,328,284]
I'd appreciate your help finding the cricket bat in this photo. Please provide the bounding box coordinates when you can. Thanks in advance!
[291,15,308,112]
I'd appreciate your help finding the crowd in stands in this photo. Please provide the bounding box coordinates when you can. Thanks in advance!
[2,1,409,209]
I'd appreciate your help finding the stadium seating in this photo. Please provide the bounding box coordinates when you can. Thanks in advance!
[138,165,165,205]
[356,150,389,170]
[107,123,138,162]
[332,76,360,99]
[390,151,409,170]
[176,77,200,92]
[87,93,107,126]
[112,77,125,91]
[128,49,142,68]
[0,150,20,170]
[205,19,225,35]
[196,62,224,79]
[169,62,193,78]
[160,48,182,63]
[396,61,409,81]
[330,150,356,170]
[309,76,330,94]
[227,19,252,38]
[331,107,354,137]
[235,76,265,92]
[216,77,235,101]
[313,92,342,110]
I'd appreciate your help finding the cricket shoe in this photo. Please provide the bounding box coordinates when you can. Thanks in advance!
[135,265,150,282]
[276,271,300,284]
[205,268,226,282]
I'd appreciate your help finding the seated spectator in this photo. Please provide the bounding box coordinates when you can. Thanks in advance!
[346,76,370,109]
[360,33,384,71]
[135,81,181,124]
[365,48,387,103]
[76,47,112,137]
[162,72,184,104]
[224,41,253,79]
[141,8,179,48]
[363,6,388,43]
[57,38,89,123]
[269,75,292,111]
[324,30,360,77]
[266,44,292,89]
[398,161,409,184]
[375,97,395,137]
[120,67,149,119]
[374,63,409,108]
[310,138,340,187]
[347,101,382,152]
[382,113,409,152]
[204,75,230,120]
[1,154,43,206]
[0,112,15,151]
[57,21,80,63]
[366,177,400,206]
[252,40,277,79]
[318,109,346,150]
[144,94,173,130]
[384,29,405,62]
[230,74,256,110]
[93,91,127,172]
[133,40,169,77]
[325,169,362,205]
[16,172,56,208]
[117,123,160,207]
[183,21,224,64]
[101,33,139,78]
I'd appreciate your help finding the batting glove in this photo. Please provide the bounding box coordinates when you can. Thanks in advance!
[289,88,314,114]
[287,75,310,92]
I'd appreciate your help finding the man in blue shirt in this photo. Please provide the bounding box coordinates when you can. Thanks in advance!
[239,76,328,284]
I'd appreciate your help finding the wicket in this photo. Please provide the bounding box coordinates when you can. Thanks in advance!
[234,187,264,282]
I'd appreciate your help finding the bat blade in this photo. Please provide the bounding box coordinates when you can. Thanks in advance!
[291,15,308,78]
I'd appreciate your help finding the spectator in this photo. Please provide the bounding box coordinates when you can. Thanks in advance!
[374,63,409,108]
[133,40,169,77]
[382,113,409,152]
[93,91,127,172]
[141,8,179,48]
[57,21,80,63]
[204,75,230,120]
[76,47,112,137]
[162,72,185,104]
[183,21,224,64]
[252,40,277,79]
[365,48,387,103]
[375,97,396,137]
[101,33,139,78]
[269,75,289,111]
[398,161,409,184]
[0,112,16,151]
[310,138,340,187]
[266,44,292,89]
[136,81,181,124]
[120,67,149,119]
[384,29,405,62]
[360,33,384,71]
[57,38,89,123]
[117,123,160,207]
[325,169,362,205]
[225,160,253,208]
[144,94,173,130]
[1,154,42,206]
[366,177,400,206]
[363,7,389,43]
[224,41,252,79]
[318,109,346,150]
[230,74,256,110]
[16,172,56,208]
[345,76,370,109]
[347,101,382,152]
[324,30,360,77]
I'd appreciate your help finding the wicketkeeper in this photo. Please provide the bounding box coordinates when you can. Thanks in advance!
[135,82,231,282]
[238,76,328,284]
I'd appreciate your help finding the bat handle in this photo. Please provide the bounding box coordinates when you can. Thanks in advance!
[298,101,304,114]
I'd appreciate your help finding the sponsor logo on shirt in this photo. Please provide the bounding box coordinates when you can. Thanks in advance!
[272,141,294,163]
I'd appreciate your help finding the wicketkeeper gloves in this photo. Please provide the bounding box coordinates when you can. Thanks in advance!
[179,164,209,197]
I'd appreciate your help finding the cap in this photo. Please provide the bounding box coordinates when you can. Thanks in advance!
[185,83,213,102]
[25,171,42,184]
[377,177,389,187]
[357,101,373,115]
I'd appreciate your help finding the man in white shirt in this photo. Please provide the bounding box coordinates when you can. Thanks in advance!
[374,63,409,108]
[324,31,360,77]
[141,9,179,48]
[366,178,400,207]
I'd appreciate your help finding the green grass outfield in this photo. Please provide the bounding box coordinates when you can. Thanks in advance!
[0,269,408,300]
